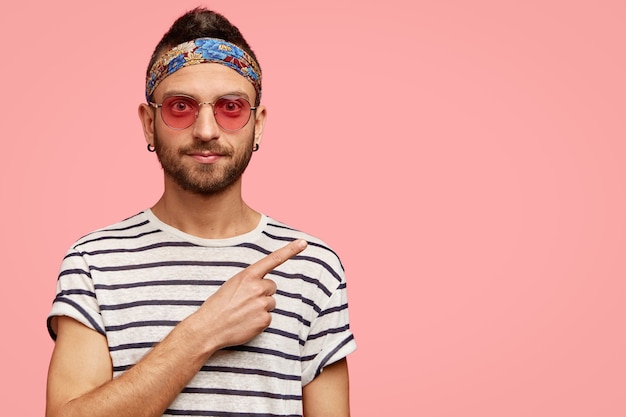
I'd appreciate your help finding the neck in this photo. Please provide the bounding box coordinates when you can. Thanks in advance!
[151,177,260,239]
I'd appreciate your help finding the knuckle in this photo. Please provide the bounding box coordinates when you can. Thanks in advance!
[253,282,266,296]
[237,269,253,281]
[260,312,272,328]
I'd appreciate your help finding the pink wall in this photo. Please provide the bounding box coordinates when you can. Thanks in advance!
[2,0,625,415]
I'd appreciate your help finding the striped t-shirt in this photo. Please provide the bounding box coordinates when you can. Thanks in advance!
[48,209,356,416]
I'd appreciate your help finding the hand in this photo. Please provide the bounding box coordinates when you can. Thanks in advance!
[196,239,308,349]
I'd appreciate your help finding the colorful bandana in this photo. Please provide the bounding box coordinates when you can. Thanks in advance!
[145,37,262,103]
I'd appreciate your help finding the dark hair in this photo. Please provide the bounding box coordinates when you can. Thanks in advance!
[146,7,261,104]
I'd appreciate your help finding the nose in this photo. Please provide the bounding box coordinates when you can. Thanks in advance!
[191,102,221,141]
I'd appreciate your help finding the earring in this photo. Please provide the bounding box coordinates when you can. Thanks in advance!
[253,143,259,152]
[147,144,156,152]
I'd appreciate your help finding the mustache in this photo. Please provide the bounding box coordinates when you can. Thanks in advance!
[178,144,234,156]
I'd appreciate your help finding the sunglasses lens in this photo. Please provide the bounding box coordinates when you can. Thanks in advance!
[158,95,252,130]
[214,96,252,131]
[161,96,198,129]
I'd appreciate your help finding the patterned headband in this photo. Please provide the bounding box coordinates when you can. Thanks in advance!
[145,37,262,103]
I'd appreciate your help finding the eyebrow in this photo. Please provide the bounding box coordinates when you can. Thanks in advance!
[161,89,252,102]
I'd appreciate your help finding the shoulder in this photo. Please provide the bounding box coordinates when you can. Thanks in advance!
[63,211,168,254]
[69,211,158,251]
[262,216,345,275]
[265,216,340,254]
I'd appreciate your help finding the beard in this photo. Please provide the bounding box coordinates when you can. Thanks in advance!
[153,129,255,195]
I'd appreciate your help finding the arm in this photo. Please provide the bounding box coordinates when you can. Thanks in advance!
[46,239,308,417]
[302,358,351,417]
[46,313,214,417]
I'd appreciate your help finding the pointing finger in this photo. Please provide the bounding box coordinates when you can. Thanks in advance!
[246,239,307,278]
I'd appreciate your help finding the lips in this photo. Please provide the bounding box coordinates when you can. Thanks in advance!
[182,146,232,163]
[188,151,223,164]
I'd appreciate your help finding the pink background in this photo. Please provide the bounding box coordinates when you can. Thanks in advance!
[2,0,625,415]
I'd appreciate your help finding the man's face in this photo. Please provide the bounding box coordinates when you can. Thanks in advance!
[149,63,264,195]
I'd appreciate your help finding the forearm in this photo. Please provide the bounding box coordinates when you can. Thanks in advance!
[48,314,218,417]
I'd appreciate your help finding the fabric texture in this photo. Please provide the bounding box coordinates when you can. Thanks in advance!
[146,37,262,103]
[48,209,356,416]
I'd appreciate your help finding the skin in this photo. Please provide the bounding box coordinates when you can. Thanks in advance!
[46,63,351,417]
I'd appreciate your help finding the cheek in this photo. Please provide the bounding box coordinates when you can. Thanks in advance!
[154,125,187,147]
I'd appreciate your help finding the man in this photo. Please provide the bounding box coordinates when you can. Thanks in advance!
[46,8,356,417]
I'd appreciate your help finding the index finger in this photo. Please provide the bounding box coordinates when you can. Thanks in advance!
[246,239,308,278]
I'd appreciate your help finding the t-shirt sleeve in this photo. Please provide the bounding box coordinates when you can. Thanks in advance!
[47,248,105,340]
[300,262,357,386]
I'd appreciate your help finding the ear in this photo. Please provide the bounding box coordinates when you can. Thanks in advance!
[138,103,156,147]
[253,105,267,148]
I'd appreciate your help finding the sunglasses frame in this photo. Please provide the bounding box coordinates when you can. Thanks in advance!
[149,94,257,132]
